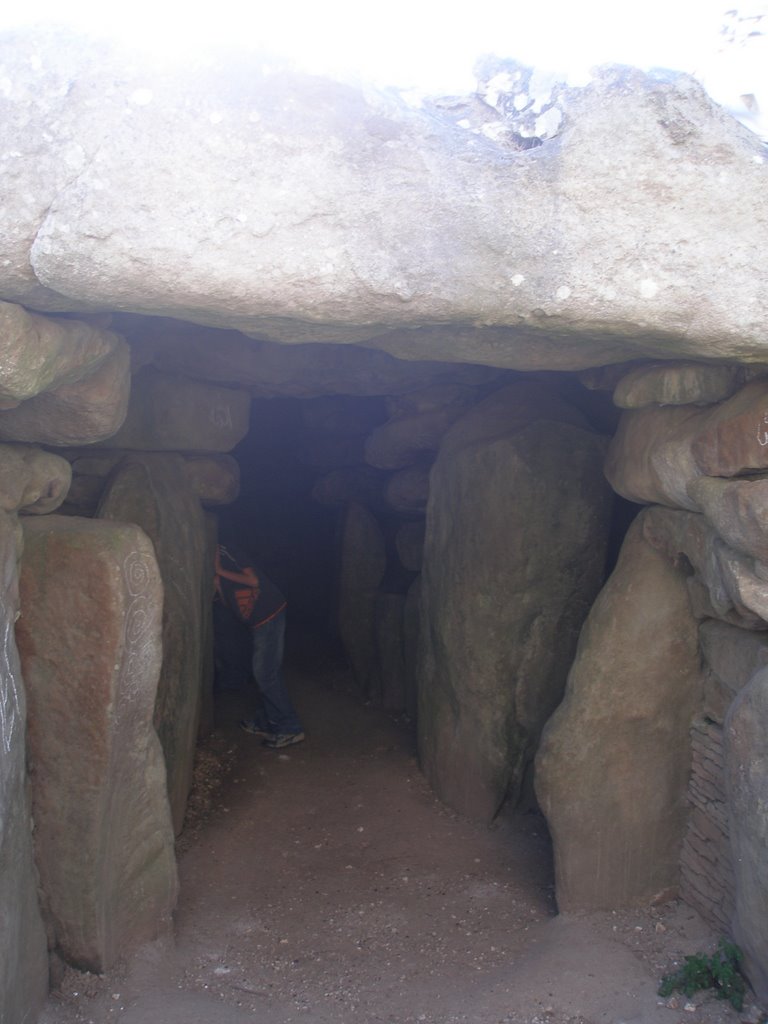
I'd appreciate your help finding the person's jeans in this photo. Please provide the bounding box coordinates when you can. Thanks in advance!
[251,609,303,735]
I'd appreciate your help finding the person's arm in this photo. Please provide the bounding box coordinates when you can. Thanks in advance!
[214,548,261,594]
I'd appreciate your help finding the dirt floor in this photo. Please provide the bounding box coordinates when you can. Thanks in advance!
[39,651,765,1024]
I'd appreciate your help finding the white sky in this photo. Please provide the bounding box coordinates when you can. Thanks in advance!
[1,0,766,113]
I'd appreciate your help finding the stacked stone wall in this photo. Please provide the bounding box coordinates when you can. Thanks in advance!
[679,717,735,934]
[539,360,768,1003]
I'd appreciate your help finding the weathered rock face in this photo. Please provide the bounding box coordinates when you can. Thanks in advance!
[125,316,503,397]
[643,506,768,630]
[365,408,466,470]
[0,300,122,404]
[0,339,131,445]
[0,443,71,514]
[101,368,250,453]
[612,362,752,409]
[725,668,768,1005]
[1,34,766,369]
[98,454,208,834]
[606,378,768,510]
[418,396,612,821]
[370,592,407,711]
[605,404,707,510]
[50,449,240,515]
[17,515,178,973]
[0,512,48,1024]
[535,514,702,910]
[689,476,768,564]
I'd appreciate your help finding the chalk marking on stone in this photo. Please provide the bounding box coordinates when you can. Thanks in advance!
[210,404,233,430]
[0,620,20,755]
[124,550,152,597]
[121,551,156,707]
[555,285,571,301]
[511,274,525,287]
[756,413,768,447]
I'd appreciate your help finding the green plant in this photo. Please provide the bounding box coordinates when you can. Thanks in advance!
[658,939,746,1011]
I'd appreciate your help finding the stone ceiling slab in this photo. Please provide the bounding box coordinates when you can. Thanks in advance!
[0,32,766,370]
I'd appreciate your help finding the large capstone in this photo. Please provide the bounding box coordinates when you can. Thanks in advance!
[1,35,766,367]
[17,515,178,973]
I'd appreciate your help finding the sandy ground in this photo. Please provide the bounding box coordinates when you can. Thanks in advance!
[39,655,764,1024]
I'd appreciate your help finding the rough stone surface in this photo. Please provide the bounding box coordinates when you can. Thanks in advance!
[679,719,734,937]
[643,506,768,629]
[384,466,431,514]
[535,513,702,910]
[607,379,768,510]
[418,408,612,822]
[692,379,768,477]
[385,383,483,419]
[101,368,250,453]
[17,515,178,973]
[0,300,122,404]
[98,454,207,834]
[0,443,71,514]
[370,592,407,712]
[1,35,767,368]
[725,667,768,1005]
[605,405,708,510]
[365,408,464,470]
[55,449,240,507]
[699,620,768,718]
[0,512,48,1024]
[181,454,240,506]
[438,381,589,458]
[0,339,130,445]
[125,316,501,397]
[689,475,768,564]
[613,361,750,409]
[338,503,387,696]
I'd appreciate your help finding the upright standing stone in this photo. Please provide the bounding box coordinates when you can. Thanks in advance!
[371,592,407,711]
[98,454,207,834]
[419,407,612,821]
[338,502,386,696]
[0,512,48,1024]
[535,513,702,909]
[17,516,177,973]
